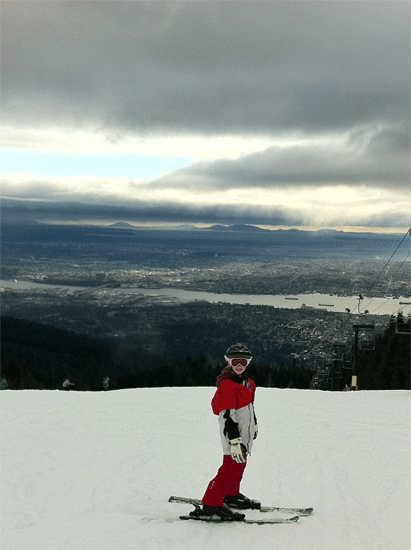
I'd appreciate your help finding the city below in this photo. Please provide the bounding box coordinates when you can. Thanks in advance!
[1,223,409,373]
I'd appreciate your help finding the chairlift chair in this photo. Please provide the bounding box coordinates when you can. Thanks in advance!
[332,343,346,361]
[396,318,411,334]
[332,344,346,351]
[358,328,375,350]
[322,358,334,372]
[359,338,375,350]
[342,358,353,369]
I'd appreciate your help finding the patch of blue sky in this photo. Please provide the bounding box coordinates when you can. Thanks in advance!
[0,150,196,179]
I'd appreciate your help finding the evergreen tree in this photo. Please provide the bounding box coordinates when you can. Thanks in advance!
[356,314,410,390]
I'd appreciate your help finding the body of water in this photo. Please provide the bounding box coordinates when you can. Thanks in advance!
[1,279,409,317]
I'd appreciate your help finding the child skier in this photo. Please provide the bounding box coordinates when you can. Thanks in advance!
[191,343,259,521]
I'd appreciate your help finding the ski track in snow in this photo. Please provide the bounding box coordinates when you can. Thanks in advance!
[1,388,409,550]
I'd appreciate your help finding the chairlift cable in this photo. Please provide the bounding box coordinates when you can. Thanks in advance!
[289,229,410,364]
[366,297,393,315]
[359,229,410,313]
[301,313,355,358]
[365,228,410,295]
[391,250,411,274]
[390,304,411,317]
[363,275,394,313]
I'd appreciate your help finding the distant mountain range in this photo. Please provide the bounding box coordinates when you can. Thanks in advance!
[108,222,138,229]
[206,225,341,235]
[106,222,344,236]
[108,222,200,231]
[206,224,267,232]
[108,222,269,232]
[1,198,406,244]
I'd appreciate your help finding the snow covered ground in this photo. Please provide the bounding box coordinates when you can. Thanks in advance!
[1,387,409,550]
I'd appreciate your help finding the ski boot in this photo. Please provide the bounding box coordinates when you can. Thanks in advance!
[224,493,261,510]
[189,504,245,521]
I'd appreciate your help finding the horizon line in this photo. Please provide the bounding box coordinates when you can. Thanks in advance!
[22,219,409,235]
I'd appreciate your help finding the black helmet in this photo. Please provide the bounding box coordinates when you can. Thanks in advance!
[224,343,252,359]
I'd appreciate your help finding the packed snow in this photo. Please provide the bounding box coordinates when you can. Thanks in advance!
[1,387,409,550]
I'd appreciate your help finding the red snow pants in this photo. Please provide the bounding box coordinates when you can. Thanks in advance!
[202,455,247,507]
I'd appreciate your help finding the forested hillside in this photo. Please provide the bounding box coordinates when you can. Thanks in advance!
[356,314,410,390]
[1,315,409,391]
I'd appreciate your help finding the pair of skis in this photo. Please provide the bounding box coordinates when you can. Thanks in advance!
[169,496,313,524]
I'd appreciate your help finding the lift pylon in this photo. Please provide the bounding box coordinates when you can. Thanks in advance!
[351,324,375,390]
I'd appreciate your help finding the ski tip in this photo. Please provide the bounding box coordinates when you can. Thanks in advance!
[250,515,300,524]
[240,514,300,524]
[296,508,314,516]
[261,515,300,524]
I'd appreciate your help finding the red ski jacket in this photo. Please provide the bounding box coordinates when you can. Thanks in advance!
[212,379,256,415]
[211,378,257,455]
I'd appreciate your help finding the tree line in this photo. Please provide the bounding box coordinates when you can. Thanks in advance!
[1,316,312,390]
[312,313,410,391]
[355,314,410,390]
[1,314,409,391]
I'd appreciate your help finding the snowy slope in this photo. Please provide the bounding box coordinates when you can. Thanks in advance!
[1,388,409,550]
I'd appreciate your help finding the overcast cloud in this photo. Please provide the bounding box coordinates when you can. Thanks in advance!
[1,0,410,230]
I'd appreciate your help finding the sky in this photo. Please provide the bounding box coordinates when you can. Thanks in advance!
[1,0,410,232]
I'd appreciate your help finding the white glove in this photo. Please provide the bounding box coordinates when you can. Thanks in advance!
[230,438,246,463]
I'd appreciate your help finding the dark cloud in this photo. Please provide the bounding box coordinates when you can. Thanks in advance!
[2,197,409,231]
[2,1,409,135]
[152,125,409,191]
[0,198,294,227]
[2,0,410,226]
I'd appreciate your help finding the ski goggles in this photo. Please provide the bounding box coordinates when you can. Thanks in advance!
[225,356,252,368]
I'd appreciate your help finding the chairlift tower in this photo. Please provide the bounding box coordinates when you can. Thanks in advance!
[330,343,345,391]
[351,324,375,390]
